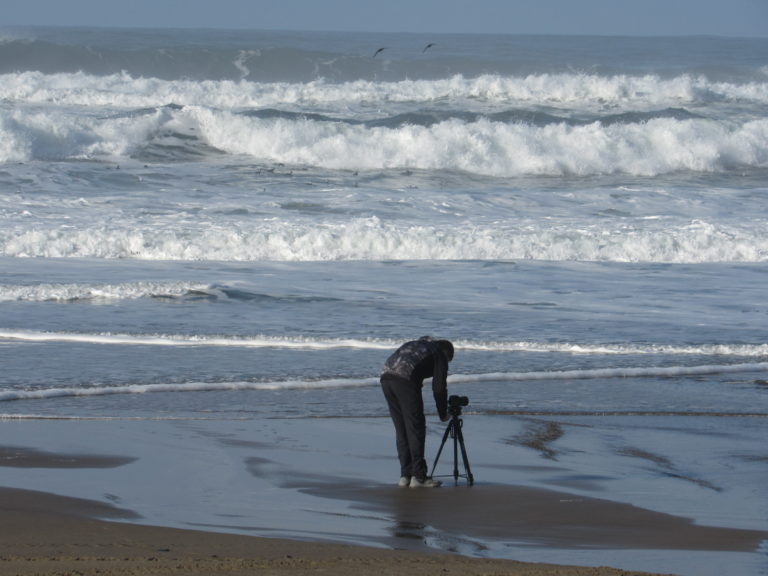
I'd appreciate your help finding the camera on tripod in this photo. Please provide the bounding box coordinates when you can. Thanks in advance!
[448,394,469,416]
[431,394,474,485]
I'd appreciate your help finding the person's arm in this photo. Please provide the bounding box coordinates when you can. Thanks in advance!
[432,353,448,420]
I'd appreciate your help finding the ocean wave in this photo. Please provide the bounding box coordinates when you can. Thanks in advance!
[197,111,768,176]
[0,378,379,403]
[0,281,206,302]
[0,281,341,304]
[0,330,399,350]
[2,90,767,173]
[2,217,767,263]
[3,329,767,357]
[4,70,768,111]
[2,362,767,404]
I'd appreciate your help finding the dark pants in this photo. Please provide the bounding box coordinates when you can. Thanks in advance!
[381,376,427,480]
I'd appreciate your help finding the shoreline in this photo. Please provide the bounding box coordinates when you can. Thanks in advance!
[0,486,660,576]
[1,415,766,576]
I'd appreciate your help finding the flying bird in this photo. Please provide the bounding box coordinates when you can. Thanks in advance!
[423,43,436,53]
[373,47,388,58]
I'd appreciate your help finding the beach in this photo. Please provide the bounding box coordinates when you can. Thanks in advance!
[0,488,659,576]
[2,414,766,576]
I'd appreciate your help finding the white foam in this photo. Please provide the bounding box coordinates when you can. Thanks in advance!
[0,329,397,350]
[1,361,766,404]
[0,103,181,161]
[457,340,768,357]
[3,329,767,357]
[197,110,768,176]
[3,71,768,111]
[2,216,767,263]
[3,97,766,176]
[0,377,379,403]
[2,71,767,176]
[0,113,31,163]
[0,281,206,302]
[455,362,768,384]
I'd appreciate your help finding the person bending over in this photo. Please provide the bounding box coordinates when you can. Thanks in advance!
[380,336,454,488]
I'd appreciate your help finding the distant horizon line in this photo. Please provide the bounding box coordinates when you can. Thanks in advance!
[3,23,766,41]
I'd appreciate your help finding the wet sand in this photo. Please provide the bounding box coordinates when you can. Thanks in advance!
[1,415,766,575]
[307,484,767,552]
[0,486,665,576]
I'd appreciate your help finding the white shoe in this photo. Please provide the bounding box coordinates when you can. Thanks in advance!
[409,477,442,488]
[398,476,411,487]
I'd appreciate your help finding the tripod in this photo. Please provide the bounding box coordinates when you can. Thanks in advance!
[430,407,474,486]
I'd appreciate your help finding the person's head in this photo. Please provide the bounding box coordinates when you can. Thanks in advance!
[437,340,454,362]
[418,335,454,362]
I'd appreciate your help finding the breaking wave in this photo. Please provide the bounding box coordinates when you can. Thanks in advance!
[3,329,767,358]
[4,70,768,109]
[2,362,767,404]
[2,217,767,263]
[2,72,767,175]
[0,281,207,302]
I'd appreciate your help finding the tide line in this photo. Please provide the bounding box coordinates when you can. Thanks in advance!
[2,362,767,403]
[2,329,768,357]
[452,362,768,383]
[0,330,395,350]
[0,378,379,403]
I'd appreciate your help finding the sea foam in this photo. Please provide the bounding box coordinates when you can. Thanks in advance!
[198,111,768,176]
[2,216,767,263]
[2,81,766,175]
[3,329,767,357]
[2,362,767,404]
[0,281,206,302]
[3,71,768,110]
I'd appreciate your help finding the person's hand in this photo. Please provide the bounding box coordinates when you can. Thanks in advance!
[440,414,450,422]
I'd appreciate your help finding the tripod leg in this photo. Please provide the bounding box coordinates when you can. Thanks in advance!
[452,423,459,484]
[429,420,453,478]
[454,424,474,486]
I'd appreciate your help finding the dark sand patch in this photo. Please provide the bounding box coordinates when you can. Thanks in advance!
[0,445,136,468]
[506,421,565,460]
[0,487,663,576]
[305,483,768,552]
[616,446,722,491]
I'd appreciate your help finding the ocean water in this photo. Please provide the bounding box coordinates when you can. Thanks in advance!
[1,28,768,571]
[2,27,767,420]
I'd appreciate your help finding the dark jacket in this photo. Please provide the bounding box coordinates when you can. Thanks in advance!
[380,336,450,419]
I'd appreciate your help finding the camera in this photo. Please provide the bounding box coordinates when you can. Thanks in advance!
[448,394,469,416]
[449,395,469,407]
